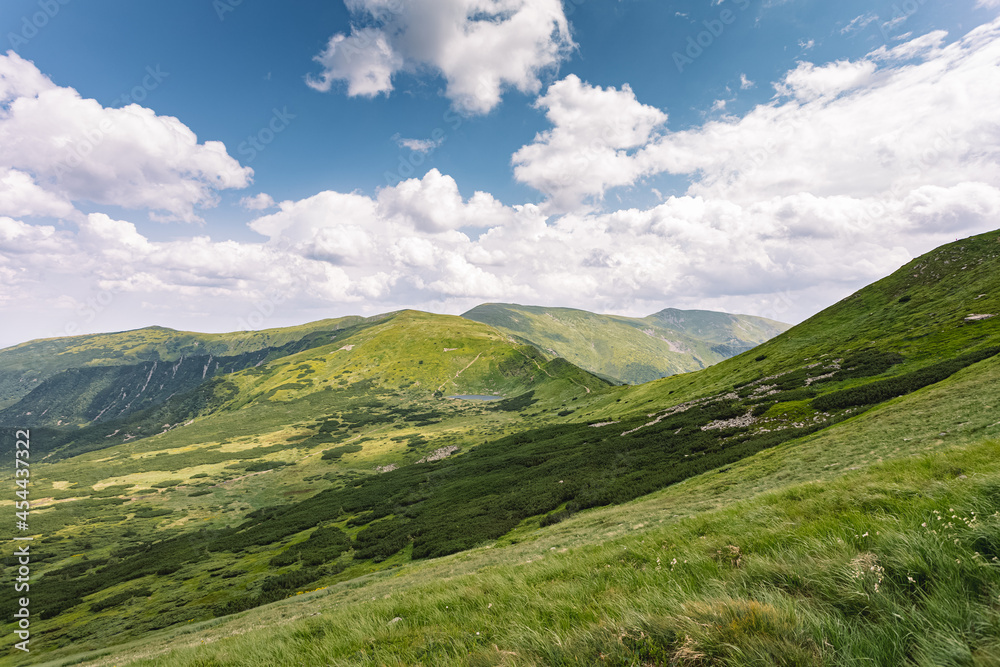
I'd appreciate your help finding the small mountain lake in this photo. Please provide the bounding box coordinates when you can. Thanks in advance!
[445,394,504,401]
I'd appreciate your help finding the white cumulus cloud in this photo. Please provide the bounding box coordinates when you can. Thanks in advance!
[0,51,251,223]
[513,20,1000,211]
[774,59,876,101]
[307,0,574,114]
[512,74,668,211]
[0,168,75,218]
[240,193,277,211]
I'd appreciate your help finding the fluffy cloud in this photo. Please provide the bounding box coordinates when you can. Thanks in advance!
[308,27,402,98]
[307,0,573,114]
[240,193,277,211]
[774,59,876,101]
[511,75,668,211]
[377,168,511,232]
[514,20,1000,211]
[0,216,69,256]
[0,168,75,218]
[8,171,997,347]
[0,52,251,223]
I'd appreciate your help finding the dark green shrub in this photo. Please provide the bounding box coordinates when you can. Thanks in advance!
[90,587,151,612]
[540,509,574,527]
[260,567,322,593]
[491,391,538,412]
[353,519,409,562]
[321,444,363,461]
[769,387,816,402]
[814,349,905,384]
[268,526,351,567]
[812,347,1000,411]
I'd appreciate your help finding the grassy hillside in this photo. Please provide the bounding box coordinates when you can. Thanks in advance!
[608,230,1000,417]
[12,310,608,459]
[33,320,1000,667]
[2,231,1000,665]
[0,316,367,411]
[0,310,613,658]
[462,303,789,384]
[1,349,272,430]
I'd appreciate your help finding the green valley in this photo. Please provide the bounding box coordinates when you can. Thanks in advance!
[1,231,999,666]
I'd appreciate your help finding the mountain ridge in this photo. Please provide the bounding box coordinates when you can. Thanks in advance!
[0,315,373,411]
[462,302,791,383]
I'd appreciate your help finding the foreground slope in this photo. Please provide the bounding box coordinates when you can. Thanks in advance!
[60,357,1000,666]
[3,232,1000,665]
[462,303,790,383]
[40,260,1000,666]
[0,310,611,659]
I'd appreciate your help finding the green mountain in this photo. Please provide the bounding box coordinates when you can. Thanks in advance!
[2,231,1000,666]
[0,317,367,411]
[462,303,790,383]
[4,310,608,460]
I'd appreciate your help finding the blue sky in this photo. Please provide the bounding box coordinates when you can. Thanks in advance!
[1,0,999,346]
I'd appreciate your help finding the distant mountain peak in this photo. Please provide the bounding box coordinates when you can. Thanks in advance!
[462,303,790,384]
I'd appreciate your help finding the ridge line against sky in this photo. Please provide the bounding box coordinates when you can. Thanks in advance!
[0,0,998,348]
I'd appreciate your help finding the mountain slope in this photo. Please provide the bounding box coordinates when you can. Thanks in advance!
[60,369,1000,666]
[617,229,1000,414]
[462,303,790,383]
[0,316,368,411]
[4,309,609,461]
[20,232,1000,667]
[1,349,272,429]
[4,231,1000,665]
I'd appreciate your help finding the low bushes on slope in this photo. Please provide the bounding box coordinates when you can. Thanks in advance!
[112,439,1000,667]
[812,347,1000,411]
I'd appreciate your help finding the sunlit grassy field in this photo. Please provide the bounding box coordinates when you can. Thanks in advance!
[4,232,1000,665]
[36,353,1000,667]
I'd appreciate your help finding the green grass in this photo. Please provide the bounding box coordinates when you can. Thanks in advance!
[0,312,617,655]
[15,327,1000,666]
[14,309,609,461]
[46,438,1000,665]
[612,231,1000,413]
[4,231,1000,665]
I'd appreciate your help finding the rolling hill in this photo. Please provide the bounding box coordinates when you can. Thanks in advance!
[3,310,608,460]
[462,303,790,383]
[2,231,1000,666]
[0,316,370,411]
